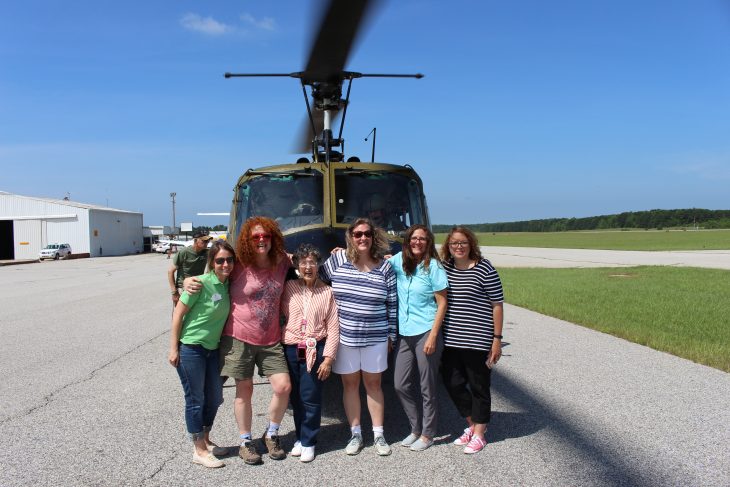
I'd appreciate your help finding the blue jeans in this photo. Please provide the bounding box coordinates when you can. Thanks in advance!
[284,342,325,447]
[176,343,223,440]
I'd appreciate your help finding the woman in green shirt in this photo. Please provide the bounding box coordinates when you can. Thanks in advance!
[168,240,235,468]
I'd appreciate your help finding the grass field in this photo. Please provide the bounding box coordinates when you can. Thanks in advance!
[498,266,730,372]
[433,229,730,251]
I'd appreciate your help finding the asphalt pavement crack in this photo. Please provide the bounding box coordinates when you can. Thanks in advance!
[0,328,169,426]
[141,448,181,485]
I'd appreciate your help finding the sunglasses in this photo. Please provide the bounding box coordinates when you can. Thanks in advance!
[214,256,235,265]
[251,233,271,242]
[352,230,373,239]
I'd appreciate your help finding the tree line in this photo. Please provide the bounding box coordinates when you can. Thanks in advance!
[433,209,730,233]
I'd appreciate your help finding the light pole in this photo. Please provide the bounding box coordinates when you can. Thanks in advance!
[170,192,177,236]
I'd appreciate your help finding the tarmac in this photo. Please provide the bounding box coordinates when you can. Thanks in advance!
[482,246,730,270]
[0,253,728,486]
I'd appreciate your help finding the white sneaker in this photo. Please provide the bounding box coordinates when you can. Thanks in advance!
[373,435,392,456]
[291,440,302,457]
[345,434,364,455]
[300,446,315,463]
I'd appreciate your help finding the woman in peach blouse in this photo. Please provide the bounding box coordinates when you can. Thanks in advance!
[280,243,339,463]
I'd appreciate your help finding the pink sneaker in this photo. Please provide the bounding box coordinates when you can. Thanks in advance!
[464,436,487,454]
[453,427,474,446]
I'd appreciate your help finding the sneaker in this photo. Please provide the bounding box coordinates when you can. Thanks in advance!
[291,440,302,457]
[192,452,224,468]
[400,433,419,447]
[345,434,364,455]
[238,441,262,465]
[453,427,474,446]
[409,437,434,452]
[262,434,287,460]
[373,436,392,456]
[463,436,487,454]
[300,446,315,463]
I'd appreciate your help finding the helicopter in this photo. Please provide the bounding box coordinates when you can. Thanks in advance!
[225,0,430,253]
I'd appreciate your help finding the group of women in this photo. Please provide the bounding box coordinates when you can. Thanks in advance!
[168,215,504,468]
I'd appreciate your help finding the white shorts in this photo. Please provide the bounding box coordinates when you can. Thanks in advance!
[333,342,389,375]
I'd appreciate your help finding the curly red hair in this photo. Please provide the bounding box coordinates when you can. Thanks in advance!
[236,216,286,268]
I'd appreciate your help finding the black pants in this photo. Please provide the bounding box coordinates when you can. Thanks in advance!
[441,346,492,424]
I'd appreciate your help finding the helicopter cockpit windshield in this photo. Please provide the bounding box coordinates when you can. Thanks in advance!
[335,169,426,234]
[236,171,324,233]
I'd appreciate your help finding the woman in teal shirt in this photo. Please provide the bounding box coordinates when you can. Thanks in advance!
[389,225,448,451]
[168,240,235,468]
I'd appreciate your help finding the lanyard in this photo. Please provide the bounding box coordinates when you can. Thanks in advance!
[299,279,315,339]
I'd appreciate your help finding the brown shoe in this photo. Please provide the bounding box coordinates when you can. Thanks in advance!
[262,433,287,460]
[238,441,262,465]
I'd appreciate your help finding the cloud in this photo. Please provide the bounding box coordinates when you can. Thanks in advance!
[180,13,232,36]
[179,12,276,37]
[240,13,276,31]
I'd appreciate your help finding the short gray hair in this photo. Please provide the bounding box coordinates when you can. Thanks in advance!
[293,243,322,266]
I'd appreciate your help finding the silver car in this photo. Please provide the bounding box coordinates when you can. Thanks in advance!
[39,243,72,260]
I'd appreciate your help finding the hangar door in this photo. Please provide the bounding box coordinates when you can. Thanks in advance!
[0,220,13,259]
[14,220,43,259]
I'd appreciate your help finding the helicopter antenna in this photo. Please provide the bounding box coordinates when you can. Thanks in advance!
[365,127,376,163]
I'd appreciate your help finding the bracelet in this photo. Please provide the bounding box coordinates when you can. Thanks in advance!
[493,334,503,339]
[172,290,179,295]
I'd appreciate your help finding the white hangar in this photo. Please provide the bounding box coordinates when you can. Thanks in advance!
[0,191,143,260]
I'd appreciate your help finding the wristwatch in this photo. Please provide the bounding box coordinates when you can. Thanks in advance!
[172,290,179,295]
[493,334,503,339]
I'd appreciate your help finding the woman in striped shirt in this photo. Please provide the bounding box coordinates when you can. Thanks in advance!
[319,218,397,457]
[281,244,340,463]
[440,226,504,454]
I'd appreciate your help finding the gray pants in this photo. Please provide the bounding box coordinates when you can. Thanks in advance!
[393,331,443,438]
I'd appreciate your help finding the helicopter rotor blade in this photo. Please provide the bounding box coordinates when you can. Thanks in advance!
[302,0,381,83]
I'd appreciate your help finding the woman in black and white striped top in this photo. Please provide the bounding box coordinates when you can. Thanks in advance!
[440,226,504,454]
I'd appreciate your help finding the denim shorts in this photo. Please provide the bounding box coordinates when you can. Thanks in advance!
[219,335,289,379]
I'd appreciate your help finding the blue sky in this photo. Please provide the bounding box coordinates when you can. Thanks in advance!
[1,0,729,227]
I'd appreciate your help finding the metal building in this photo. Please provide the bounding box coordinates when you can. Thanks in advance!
[0,191,143,260]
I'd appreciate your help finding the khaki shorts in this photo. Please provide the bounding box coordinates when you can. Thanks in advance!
[219,336,289,380]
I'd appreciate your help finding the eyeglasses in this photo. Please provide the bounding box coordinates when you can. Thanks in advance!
[352,230,373,239]
[448,241,469,248]
[410,236,428,243]
[214,256,235,265]
[251,233,271,242]
[298,261,318,268]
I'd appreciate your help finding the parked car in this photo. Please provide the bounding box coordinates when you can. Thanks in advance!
[154,242,171,254]
[39,243,72,260]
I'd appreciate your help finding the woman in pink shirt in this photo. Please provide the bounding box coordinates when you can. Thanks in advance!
[281,244,339,463]
[186,217,292,465]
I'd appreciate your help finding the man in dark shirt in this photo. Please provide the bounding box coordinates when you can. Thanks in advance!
[167,231,213,309]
